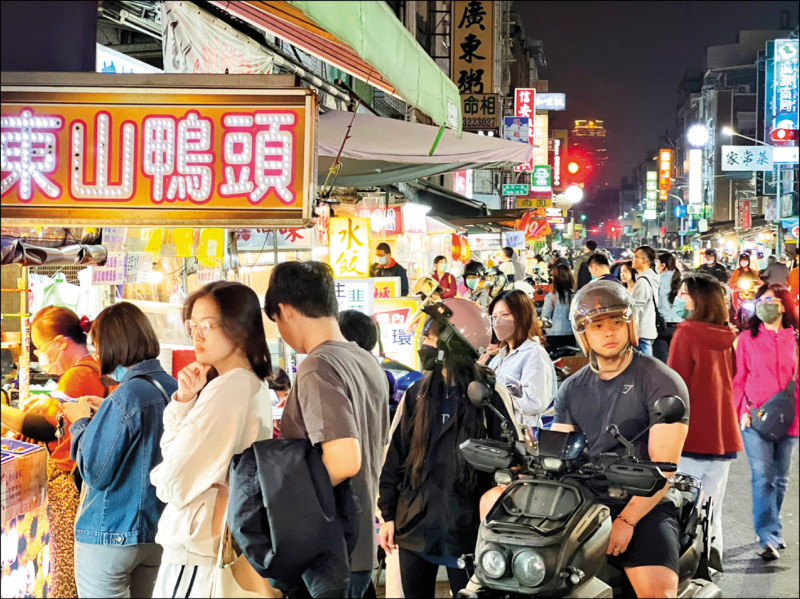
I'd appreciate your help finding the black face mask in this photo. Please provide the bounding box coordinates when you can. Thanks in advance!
[418,346,439,371]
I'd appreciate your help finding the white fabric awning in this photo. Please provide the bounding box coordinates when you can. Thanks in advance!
[318,110,531,187]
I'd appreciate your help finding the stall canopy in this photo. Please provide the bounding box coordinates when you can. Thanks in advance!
[210,0,462,135]
[1,238,107,267]
[319,111,532,187]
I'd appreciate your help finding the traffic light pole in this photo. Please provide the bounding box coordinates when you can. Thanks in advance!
[775,164,783,257]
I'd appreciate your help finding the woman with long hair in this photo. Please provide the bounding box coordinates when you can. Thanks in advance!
[151,281,273,597]
[542,263,577,351]
[480,289,556,428]
[1,307,107,597]
[653,252,683,362]
[667,274,741,572]
[733,284,799,562]
[619,261,637,293]
[378,299,518,598]
[61,302,176,598]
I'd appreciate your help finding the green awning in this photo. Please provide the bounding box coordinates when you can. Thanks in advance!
[289,1,462,137]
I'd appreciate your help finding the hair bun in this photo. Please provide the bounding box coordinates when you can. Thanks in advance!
[79,315,92,333]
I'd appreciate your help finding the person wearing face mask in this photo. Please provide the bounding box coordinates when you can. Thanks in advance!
[431,255,457,299]
[0,306,107,598]
[373,242,409,296]
[60,302,176,598]
[460,260,486,298]
[379,299,519,599]
[479,289,556,428]
[666,274,741,572]
[732,284,799,562]
[727,253,759,290]
[696,248,728,284]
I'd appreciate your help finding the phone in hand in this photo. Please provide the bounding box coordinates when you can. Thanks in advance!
[51,391,77,403]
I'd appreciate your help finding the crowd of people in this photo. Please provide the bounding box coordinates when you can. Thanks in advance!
[0,239,797,599]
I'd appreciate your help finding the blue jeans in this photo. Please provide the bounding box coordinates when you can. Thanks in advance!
[636,338,654,357]
[74,541,162,598]
[741,428,798,549]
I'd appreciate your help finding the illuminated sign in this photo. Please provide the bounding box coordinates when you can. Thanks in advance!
[720,145,774,171]
[531,165,552,191]
[645,170,658,213]
[688,149,703,204]
[503,116,530,144]
[643,209,657,220]
[513,88,536,172]
[452,1,495,94]
[329,216,370,278]
[335,278,373,314]
[766,39,799,131]
[658,149,673,201]
[373,299,421,369]
[534,93,566,111]
[453,169,474,199]
[402,203,430,235]
[1,74,317,226]
[461,94,500,132]
[533,114,549,167]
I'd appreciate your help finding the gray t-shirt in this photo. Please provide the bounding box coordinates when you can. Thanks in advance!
[280,341,390,572]
[554,353,690,502]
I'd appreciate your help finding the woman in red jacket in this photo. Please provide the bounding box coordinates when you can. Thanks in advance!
[667,273,742,573]
[733,283,799,562]
[432,255,458,299]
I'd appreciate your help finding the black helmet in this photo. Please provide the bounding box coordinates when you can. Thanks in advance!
[463,260,486,281]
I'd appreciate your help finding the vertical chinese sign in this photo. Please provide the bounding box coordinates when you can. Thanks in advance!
[452,0,495,133]
[766,39,799,133]
[513,88,536,172]
[329,216,370,278]
[1,74,317,226]
[644,171,658,220]
[658,149,673,201]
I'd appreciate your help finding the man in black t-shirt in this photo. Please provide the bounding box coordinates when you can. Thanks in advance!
[552,281,689,598]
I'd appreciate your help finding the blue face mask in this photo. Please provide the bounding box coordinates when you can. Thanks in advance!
[673,296,691,319]
[112,365,129,382]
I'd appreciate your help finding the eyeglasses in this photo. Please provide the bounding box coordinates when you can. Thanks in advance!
[184,319,220,340]
[755,297,779,305]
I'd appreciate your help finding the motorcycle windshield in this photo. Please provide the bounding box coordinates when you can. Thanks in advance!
[488,481,583,535]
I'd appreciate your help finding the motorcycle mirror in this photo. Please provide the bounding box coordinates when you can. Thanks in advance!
[653,396,686,424]
[467,380,493,408]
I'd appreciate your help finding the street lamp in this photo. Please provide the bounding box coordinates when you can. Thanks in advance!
[564,185,584,204]
[720,126,768,146]
[686,124,710,148]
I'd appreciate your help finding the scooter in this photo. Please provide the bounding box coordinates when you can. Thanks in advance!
[457,384,722,599]
[729,277,757,330]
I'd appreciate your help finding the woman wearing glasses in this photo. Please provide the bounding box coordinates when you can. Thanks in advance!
[666,274,741,572]
[479,289,556,428]
[61,302,176,598]
[733,283,799,562]
[1,306,106,598]
[151,281,273,598]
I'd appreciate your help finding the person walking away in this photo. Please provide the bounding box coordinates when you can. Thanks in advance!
[542,263,578,352]
[373,242,409,296]
[619,261,636,293]
[479,289,556,428]
[631,246,661,357]
[653,252,683,363]
[431,255,457,299]
[61,303,177,598]
[667,274,741,572]
[733,283,799,561]
[759,254,790,287]
[378,299,518,598]
[573,239,597,289]
[0,307,107,598]
[587,252,622,284]
[697,248,728,284]
[498,247,518,283]
[264,262,389,597]
[151,282,273,597]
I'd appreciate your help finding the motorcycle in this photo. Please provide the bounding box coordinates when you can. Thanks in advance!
[729,276,757,330]
[457,383,721,599]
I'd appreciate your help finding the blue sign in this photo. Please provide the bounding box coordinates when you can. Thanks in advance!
[503,117,530,144]
[674,205,688,218]
[766,39,799,133]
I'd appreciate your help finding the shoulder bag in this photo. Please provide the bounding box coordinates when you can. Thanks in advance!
[646,278,667,335]
[746,377,797,442]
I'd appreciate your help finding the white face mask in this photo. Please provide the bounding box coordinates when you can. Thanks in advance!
[377,256,388,266]
[706,259,715,266]
[37,339,64,376]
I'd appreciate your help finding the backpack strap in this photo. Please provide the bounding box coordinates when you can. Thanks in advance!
[130,374,171,403]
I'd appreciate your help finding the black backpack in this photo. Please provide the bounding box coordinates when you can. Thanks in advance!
[748,378,797,442]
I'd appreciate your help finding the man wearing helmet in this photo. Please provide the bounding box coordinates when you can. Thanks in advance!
[552,280,691,598]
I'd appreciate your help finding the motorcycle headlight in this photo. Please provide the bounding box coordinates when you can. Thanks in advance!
[480,548,507,579]
[512,550,547,587]
[739,279,752,291]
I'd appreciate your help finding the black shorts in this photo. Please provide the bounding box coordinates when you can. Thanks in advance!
[608,501,681,574]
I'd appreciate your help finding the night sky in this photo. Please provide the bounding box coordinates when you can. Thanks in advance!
[517,1,799,187]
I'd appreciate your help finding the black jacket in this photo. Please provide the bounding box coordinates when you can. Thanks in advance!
[697,262,728,284]
[378,376,514,556]
[228,439,358,597]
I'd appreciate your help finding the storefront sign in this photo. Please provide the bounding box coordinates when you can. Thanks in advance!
[451,1,495,95]
[773,146,799,164]
[502,183,529,196]
[335,278,373,314]
[531,165,552,192]
[645,170,658,214]
[503,117,529,144]
[402,203,430,235]
[91,252,126,285]
[461,94,499,132]
[515,196,552,209]
[469,233,502,251]
[737,199,752,229]
[721,145,774,171]
[551,130,568,192]
[766,39,799,131]
[502,230,525,249]
[453,170,474,200]
[533,115,549,167]
[329,217,370,278]
[513,88,536,172]
[356,194,387,234]
[1,74,317,226]
[534,93,566,111]
[658,148,672,200]
[518,210,551,241]
[374,277,400,299]
[688,148,703,205]
[373,299,420,369]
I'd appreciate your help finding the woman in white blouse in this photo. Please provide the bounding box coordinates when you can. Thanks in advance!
[479,289,556,428]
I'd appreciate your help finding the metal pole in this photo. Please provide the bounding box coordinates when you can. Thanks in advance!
[775,164,783,257]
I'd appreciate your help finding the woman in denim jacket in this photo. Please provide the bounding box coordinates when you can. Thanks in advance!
[63,302,177,598]
[542,263,577,352]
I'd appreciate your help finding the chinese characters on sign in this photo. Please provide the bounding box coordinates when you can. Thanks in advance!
[737,199,752,230]
[503,117,530,143]
[335,279,373,314]
[451,1,495,96]
[531,165,552,192]
[373,300,420,369]
[720,146,774,171]
[461,94,499,132]
[644,171,658,220]
[91,252,126,285]
[513,88,536,172]
[453,170,474,199]
[658,148,673,201]
[533,114,549,167]
[329,217,370,278]
[767,39,799,131]
[1,78,316,225]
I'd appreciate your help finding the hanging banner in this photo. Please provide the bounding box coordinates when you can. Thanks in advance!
[518,210,551,241]
[1,73,317,226]
[721,146,774,171]
[451,1,495,95]
[161,1,274,75]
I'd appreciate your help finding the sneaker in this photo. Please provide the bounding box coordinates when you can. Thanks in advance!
[709,547,724,572]
[760,546,780,561]
[777,540,787,550]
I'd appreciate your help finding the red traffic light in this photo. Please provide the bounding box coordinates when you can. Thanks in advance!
[567,161,580,174]
[563,149,593,185]
[770,128,798,142]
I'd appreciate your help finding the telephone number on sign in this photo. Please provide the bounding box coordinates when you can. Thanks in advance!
[463,117,498,129]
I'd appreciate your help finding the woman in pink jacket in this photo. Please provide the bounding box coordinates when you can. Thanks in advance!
[733,283,799,562]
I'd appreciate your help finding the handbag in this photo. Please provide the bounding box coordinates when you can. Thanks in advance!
[746,377,797,442]
[647,278,667,335]
[210,516,283,598]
